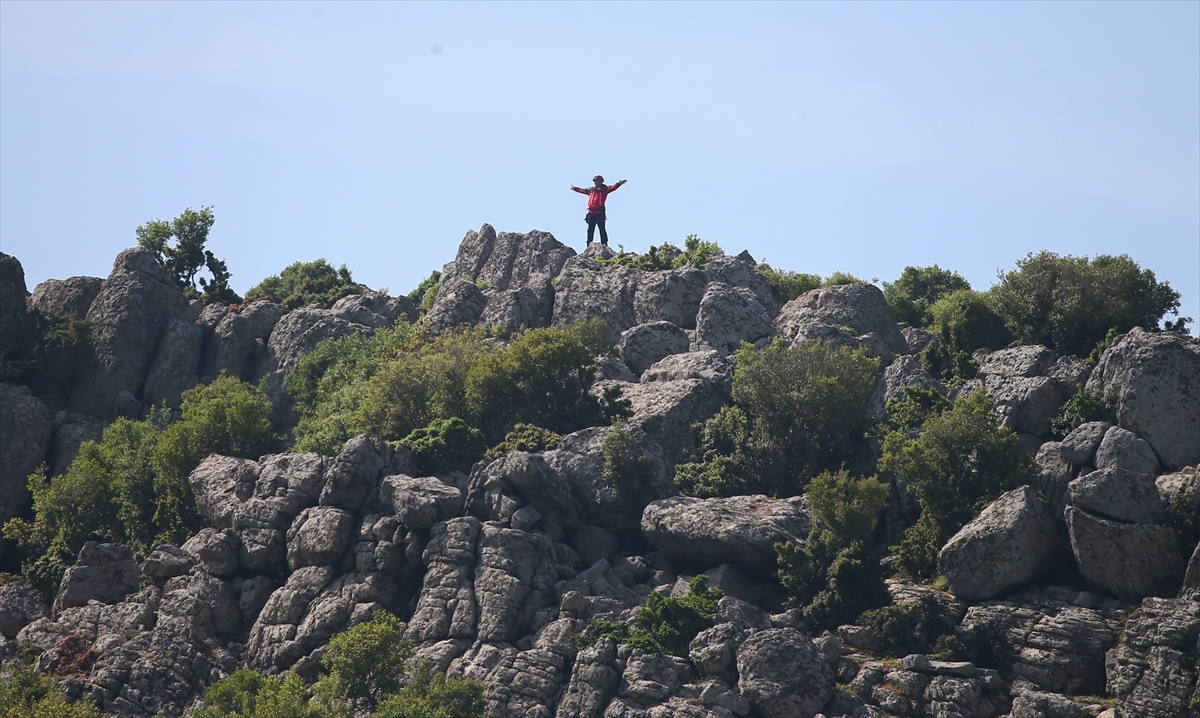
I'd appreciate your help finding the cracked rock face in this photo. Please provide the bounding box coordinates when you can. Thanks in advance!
[736,627,832,718]
[1106,596,1200,718]
[1065,506,1184,602]
[774,283,909,358]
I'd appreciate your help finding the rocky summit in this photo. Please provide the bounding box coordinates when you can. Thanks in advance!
[0,226,1197,718]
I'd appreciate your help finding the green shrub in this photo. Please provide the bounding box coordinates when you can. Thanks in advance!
[245,259,367,310]
[0,659,102,717]
[320,612,413,710]
[921,289,1011,383]
[597,242,679,271]
[777,470,891,629]
[857,602,932,657]
[400,418,487,475]
[571,575,722,657]
[673,455,741,499]
[989,251,1186,357]
[487,424,562,458]
[408,270,442,307]
[137,206,239,304]
[883,265,971,327]
[600,422,657,510]
[1049,388,1115,437]
[879,389,1029,579]
[882,386,952,433]
[375,661,486,718]
[823,271,869,286]
[755,264,822,304]
[189,670,344,718]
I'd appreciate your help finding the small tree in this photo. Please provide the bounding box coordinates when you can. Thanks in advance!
[320,612,413,710]
[137,206,239,304]
[883,265,972,327]
[245,259,367,310]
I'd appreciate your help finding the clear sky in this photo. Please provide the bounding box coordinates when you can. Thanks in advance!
[2,1,1197,332]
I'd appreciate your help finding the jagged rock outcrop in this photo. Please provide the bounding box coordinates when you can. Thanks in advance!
[261,306,370,374]
[201,299,284,381]
[0,252,30,358]
[1065,506,1184,601]
[1058,421,1111,465]
[596,377,726,465]
[440,224,575,294]
[642,495,809,578]
[424,278,488,336]
[552,257,642,339]
[641,349,735,399]
[633,267,708,329]
[330,291,414,328]
[0,579,45,638]
[736,628,832,718]
[694,283,775,354]
[1086,326,1200,470]
[141,317,203,409]
[1067,466,1166,525]
[774,283,908,357]
[53,542,142,615]
[1105,596,1200,718]
[27,276,105,319]
[0,383,52,552]
[618,321,690,376]
[939,486,1058,601]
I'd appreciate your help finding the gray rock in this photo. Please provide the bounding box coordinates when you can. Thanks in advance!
[1047,355,1091,396]
[556,636,620,718]
[1007,690,1090,718]
[619,648,688,703]
[774,283,908,357]
[1058,421,1112,465]
[141,317,203,409]
[737,627,833,718]
[69,247,190,418]
[939,486,1059,601]
[618,321,691,376]
[978,373,1066,437]
[641,350,735,399]
[642,495,809,578]
[141,545,196,582]
[1158,466,1199,530]
[1068,466,1166,525]
[0,253,30,357]
[867,354,945,422]
[552,256,642,340]
[319,434,393,511]
[286,506,354,570]
[201,299,284,381]
[634,267,708,329]
[441,224,575,293]
[474,524,553,642]
[1094,425,1160,478]
[54,542,142,614]
[702,255,778,316]
[27,276,104,319]
[480,283,552,333]
[1184,540,1200,596]
[570,525,620,567]
[1031,442,1077,520]
[901,324,936,354]
[467,451,582,541]
[448,639,573,718]
[331,291,413,328]
[424,278,488,336]
[245,565,336,673]
[1086,327,1200,471]
[181,527,240,577]
[977,345,1058,379]
[0,579,45,637]
[694,283,774,354]
[690,622,751,681]
[1106,596,1200,718]
[189,454,261,530]
[1066,506,1184,602]
[381,474,464,530]
[261,306,369,374]
[0,383,51,536]
[599,377,725,465]
[407,517,481,642]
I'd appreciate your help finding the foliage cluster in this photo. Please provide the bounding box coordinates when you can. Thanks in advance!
[883,265,972,327]
[879,389,1029,580]
[0,652,102,718]
[4,376,279,605]
[1049,388,1115,438]
[755,264,822,304]
[188,612,484,718]
[675,340,879,498]
[399,417,487,475]
[408,271,442,315]
[598,235,723,271]
[290,318,621,456]
[856,596,966,659]
[570,575,722,657]
[777,470,891,630]
[0,309,94,382]
[485,424,562,458]
[244,259,368,310]
[919,289,1010,384]
[137,206,239,305]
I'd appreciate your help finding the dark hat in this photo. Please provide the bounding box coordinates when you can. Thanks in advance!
[593,175,604,182]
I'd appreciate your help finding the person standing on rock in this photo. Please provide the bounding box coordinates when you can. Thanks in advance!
[571,175,627,245]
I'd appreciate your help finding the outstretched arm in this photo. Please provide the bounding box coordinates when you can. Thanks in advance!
[571,186,589,194]
[607,179,628,193]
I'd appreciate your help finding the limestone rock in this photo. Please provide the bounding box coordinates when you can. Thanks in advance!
[141,317,203,409]
[1105,596,1200,718]
[641,349,735,399]
[552,256,642,340]
[600,377,725,465]
[556,636,620,718]
[286,506,354,570]
[618,321,690,376]
[939,486,1059,601]
[181,527,240,577]
[189,454,261,530]
[0,579,45,637]
[736,627,833,718]
[262,307,370,374]
[245,565,336,673]
[27,276,104,319]
[319,434,394,511]
[1031,442,1077,520]
[1094,425,1160,478]
[407,517,481,643]
[774,283,908,357]
[1068,466,1166,525]
[694,282,774,354]
[140,545,196,583]
[474,524,554,642]
[1058,421,1112,465]
[381,474,464,531]
[634,267,708,329]
[424,278,487,336]
[1066,507,1184,601]
[642,495,809,578]
[0,253,30,358]
[867,354,945,422]
[977,345,1058,379]
[480,283,552,333]
[0,383,51,537]
[976,373,1066,437]
[440,224,575,293]
[1086,327,1200,470]
[703,255,778,317]
[330,291,414,328]
[54,542,142,614]
[201,299,284,381]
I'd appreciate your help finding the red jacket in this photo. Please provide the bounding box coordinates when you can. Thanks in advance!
[574,184,620,213]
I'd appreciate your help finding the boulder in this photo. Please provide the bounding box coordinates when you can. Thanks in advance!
[617,321,690,376]
[633,267,708,329]
[189,454,261,530]
[202,300,284,380]
[261,307,370,374]
[53,542,142,614]
[407,517,481,642]
[900,324,936,354]
[141,317,203,409]
[1093,426,1160,478]
[1047,355,1091,396]
[319,434,395,511]
[1157,467,1199,529]
[480,284,551,333]
[69,247,190,418]
[736,627,833,718]
[1065,507,1184,602]
[0,383,52,536]
[867,354,945,422]
[1068,467,1166,525]
[642,495,809,578]
[1030,442,1076,520]
[703,255,778,316]
[975,373,1066,436]
[440,225,575,293]
[641,349,735,399]
[330,291,414,328]
[555,637,620,718]
[27,276,104,319]
[286,506,354,571]
[600,377,725,464]
[0,579,45,637]
[939,486,1059,601]
[0,253,30,356]
[977,345,1058,379]
[551,257,642,339]
[141,544,196,583]
[694,283,774,355]
[1058,421,1112,465]
[1105,596,1200,718]
[423,278,488,336]
[380,475,464,531]
[1086,327,1200,470]
[182,527,240,577]
[774,283,908,357]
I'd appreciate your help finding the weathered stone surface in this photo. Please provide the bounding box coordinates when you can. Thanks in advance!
[0,253,30,357]
[189,454,261,530]
[703,255,778,317]
[0,383,52,536]
[201,299,284,381]
[976,373,1066,437]
[1006,689,1090,718]
[480,284,552,333]
[474,524,554,642]
[1066,507,1184,601]
[286,506,354,570]
[448,639,573,718]
[407,517,481,643]
[181,527,240,577]
[141,545,196,583]
[694,283,774,354]
[319,434,394,511]
[1048,355,1091,396]
[633,267,708,329]
[977,345,1058,379]
[54,542,142,614]
[331,291,413,328]
[618,321,690,376]
[1106,596,1200,718]
[867,354,945,421]
[27,275,105,319]
[1058,421,1112,465]
[774,283,908,357]
[556,636,619,718]
[737,627,833,718]
[69,248,190,418]
[441,224,575,293]
[261,306,369,374]
[642,495,809,578]
[381,474,464,531]
[0,579,45,637]
[245,565,336,673]
[599,378,725,465]
[1031,442,1077,520]
[552,257,642,340]
[141,317,203,409]
[1068,467,1166,525]
[1086,327,1200,470]
[1093,425,1160,478]
[939,486,1058,601]
[424,278,488,336]
[641,349,735,399]
[48,412,105,476]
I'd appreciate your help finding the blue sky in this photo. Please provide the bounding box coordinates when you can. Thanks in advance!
[2,1,1197,331]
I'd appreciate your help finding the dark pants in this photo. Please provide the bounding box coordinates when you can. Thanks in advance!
[586,211,608,245]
